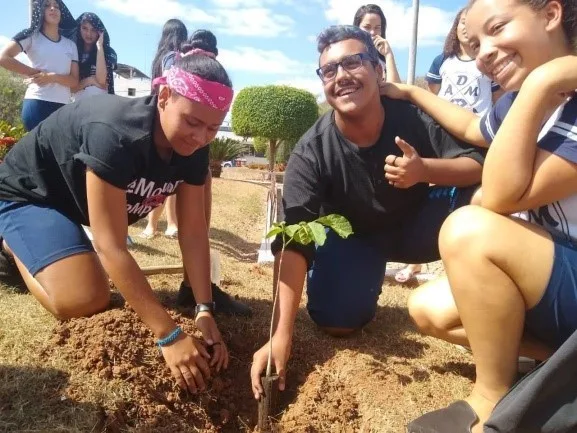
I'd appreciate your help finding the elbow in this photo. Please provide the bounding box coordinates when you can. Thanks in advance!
[480,197,510,214]
[480,193,519,215]
[96,76,106,88]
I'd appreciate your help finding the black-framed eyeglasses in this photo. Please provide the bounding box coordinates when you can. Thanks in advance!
[316,52,376,82]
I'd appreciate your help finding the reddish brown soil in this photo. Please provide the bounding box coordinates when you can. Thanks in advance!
[44,295,257,433]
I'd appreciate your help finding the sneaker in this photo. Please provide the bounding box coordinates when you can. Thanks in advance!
[177,282,252,317]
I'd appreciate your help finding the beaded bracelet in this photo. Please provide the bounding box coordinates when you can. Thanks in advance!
[156,326,183,348]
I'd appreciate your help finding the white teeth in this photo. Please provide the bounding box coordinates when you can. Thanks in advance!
[337,87,358,96]
[492,57,512,77]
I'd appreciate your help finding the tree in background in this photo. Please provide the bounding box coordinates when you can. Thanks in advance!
[232,85,318,174]
[0,69,26,127]
[208,137,246,178]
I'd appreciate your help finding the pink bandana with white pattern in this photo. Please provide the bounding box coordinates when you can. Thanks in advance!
[152,66,233,112]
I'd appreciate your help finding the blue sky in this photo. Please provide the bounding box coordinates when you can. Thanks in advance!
[0,0,467,98]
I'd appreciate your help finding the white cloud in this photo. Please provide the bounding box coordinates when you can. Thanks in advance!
[275,76,324,101]
[324,0,455,49]
[219,47,314,75]
[95,0,294,38]
[218,8,294,37]
[0,35,32,66]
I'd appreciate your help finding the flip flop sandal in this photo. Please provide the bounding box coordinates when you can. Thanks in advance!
[139,231,157,240]
[395,266,419,283]
[164,229,178,239]
[407,400,478,433]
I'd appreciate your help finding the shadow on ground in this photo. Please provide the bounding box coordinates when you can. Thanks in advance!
[0,365,105,433]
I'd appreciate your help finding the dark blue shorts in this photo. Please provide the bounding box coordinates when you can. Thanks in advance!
[0,200,93,276]
[307,185,475,328]
[21,99,65,131]
[526,234,577,349]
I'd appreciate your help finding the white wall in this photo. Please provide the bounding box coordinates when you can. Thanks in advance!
[114,74,151,98]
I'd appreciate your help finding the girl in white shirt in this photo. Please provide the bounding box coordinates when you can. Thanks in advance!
[0,0,78,131]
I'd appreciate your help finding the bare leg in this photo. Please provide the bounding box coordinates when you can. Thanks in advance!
[439,205,555,432]
[164,195,178,236]
[4,242,109,319]
[183,170,212,286]
[408,276,554,361]
[142,204,163,237]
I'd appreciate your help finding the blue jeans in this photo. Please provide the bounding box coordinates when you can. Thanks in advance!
[21,99,65,131]
[306,185,476,329]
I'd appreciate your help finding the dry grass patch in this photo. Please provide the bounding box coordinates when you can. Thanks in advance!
[0,177,474,432]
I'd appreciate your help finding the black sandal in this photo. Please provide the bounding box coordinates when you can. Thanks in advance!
[407,400,478,433]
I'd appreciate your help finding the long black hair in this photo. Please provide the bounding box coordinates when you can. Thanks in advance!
[150,19,188,84]
[73,12,117,94]
[13,0,76,42]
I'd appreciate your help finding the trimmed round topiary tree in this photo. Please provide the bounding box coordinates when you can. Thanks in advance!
[231,85,319,173]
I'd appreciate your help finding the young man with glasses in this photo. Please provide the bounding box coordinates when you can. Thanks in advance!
[250,25,485,398]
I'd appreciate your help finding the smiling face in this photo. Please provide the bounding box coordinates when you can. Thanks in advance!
[80,20,99,46]
[358,13,383,38]
[43,0,61,27]
[157,87,226,157]
[319,38,382,117]
[466,0,565,91]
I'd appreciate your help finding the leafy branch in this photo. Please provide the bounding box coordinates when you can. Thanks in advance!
[264,214,353,377]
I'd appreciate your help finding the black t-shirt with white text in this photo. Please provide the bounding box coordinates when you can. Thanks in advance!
[0,94,208,226]
[273,96,485,263]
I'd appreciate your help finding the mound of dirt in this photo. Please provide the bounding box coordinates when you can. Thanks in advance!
[44,297,257,432]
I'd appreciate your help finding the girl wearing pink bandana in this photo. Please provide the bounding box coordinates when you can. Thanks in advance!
[0,38,234,395]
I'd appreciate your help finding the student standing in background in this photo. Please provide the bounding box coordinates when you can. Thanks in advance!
[0,0,78,131]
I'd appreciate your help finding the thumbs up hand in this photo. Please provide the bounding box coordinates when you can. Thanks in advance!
[384,136,425,189]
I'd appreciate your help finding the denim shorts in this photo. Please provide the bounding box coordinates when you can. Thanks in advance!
[21,99,65,131]
[526,234,577,349]
[0,200,93,276]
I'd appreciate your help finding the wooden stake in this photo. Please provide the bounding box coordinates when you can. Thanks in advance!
[139,264,183,276]
[257,374,279,432]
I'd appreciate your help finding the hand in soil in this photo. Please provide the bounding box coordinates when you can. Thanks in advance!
[195,312,229,372]
[161,333,211,393]
[251,335,291,399]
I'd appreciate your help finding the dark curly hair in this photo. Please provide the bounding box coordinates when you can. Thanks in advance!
[468,0,577,51]
[443,8,467,58]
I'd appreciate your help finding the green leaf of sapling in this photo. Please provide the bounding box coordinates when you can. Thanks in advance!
[293,224,314,245]
[307,221,327,246]
[316,214,353,238]
[266,225,284,239]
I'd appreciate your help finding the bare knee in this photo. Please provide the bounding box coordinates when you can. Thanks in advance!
[407,287,458,339]
[319,326,357,337]
[408,291,442,337]
[51,287,110,320]
[439,205,492,260]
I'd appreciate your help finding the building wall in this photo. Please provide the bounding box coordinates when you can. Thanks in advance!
[114,75,151,98]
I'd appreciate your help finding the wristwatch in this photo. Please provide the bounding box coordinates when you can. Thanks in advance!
[194,302,216,318]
